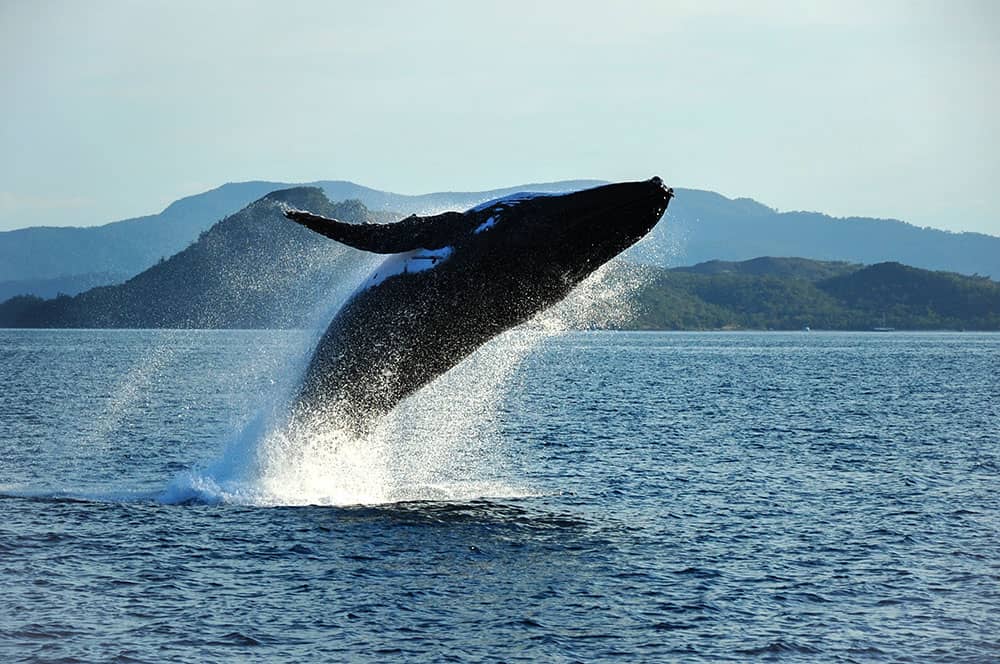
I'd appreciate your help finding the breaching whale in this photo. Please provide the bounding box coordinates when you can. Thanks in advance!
[283,177,673,430]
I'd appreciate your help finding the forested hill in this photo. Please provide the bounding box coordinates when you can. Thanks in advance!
[632,188,1000,279]
[630,258,1000,331]
[2,239,998,330]
[0,181,286,284]
[0,188,379,329]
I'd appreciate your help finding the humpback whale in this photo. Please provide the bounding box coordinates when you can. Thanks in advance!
[284,177,673,430]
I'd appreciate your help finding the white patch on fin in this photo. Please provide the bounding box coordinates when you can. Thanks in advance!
[362,246,454,291]
[473,216,497,234]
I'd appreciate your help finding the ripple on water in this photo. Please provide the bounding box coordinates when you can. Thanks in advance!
[0,331,998,662]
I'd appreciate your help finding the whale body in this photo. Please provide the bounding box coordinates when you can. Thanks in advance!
[284,177,673,430]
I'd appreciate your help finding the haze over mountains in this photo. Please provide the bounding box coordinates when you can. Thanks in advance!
[2,190,997,331]
[1,179,998,303]
[0,189,377,328]
[0,180,599,300]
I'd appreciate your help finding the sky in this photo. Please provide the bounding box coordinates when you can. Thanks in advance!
[1,0,998,235]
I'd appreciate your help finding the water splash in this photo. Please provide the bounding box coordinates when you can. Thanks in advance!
[162,236,667,507]
[91,342,176,449]
[625,209,686,267]
[159,327,546,506]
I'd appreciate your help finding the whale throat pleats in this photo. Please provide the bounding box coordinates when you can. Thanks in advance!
[284,209,470,254]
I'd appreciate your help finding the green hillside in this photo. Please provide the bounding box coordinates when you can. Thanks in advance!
[629,259,1000,330]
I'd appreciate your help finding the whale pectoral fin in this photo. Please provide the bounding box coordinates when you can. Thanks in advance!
[283,210,387,252]
[284,209,468,254]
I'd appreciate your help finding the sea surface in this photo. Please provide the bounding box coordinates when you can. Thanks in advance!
[1,329,998,662]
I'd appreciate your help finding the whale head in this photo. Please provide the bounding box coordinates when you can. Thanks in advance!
[464,177,673,289]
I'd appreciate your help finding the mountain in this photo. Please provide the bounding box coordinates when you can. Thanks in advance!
[670,256,860,281]
[4,211,998,333]
[0,189,380,328]
[637,188,1000,278]
[0,180,601,297]
[629,258,1000,331]
[0,181,286,283]
[2,178,999,302]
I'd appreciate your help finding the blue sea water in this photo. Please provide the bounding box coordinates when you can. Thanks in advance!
[1,329,998,662]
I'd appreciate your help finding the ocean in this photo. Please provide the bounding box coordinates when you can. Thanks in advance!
[1,329,997,662]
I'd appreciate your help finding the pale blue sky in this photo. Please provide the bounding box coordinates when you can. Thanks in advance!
[1,0,997,234]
